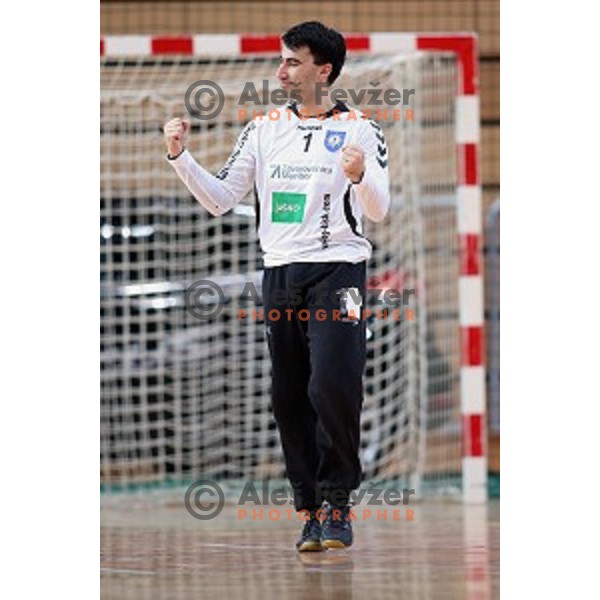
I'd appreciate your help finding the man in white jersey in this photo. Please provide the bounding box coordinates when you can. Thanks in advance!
[164,21,390,551]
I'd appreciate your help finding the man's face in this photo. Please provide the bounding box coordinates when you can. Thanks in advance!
[276,45,332,104]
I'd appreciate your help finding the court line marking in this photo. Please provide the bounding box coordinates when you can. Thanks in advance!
[101,567,157,575]
[196,543,275,550]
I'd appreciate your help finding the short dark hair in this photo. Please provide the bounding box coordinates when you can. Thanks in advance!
[282,21,346,85]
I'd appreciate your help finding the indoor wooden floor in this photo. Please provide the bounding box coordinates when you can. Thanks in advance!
[101,498,499,599]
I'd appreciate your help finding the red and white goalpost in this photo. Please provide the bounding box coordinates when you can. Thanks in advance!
[100,33,486,504]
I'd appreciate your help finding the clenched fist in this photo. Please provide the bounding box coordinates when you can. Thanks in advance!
[164,118,190,157]
[341,144,365,183]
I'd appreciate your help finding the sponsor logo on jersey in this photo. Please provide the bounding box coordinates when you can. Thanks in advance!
[324,130,346,152]
[269,163,333,181]
[320,194,331,249]
[271,192,307,223]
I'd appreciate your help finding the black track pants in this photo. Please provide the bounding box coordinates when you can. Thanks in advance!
[262,261,367,511]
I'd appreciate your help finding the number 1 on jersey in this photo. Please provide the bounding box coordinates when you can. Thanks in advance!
[303,132,313,153]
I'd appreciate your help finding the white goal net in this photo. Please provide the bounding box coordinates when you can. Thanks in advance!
[100,50,462,499]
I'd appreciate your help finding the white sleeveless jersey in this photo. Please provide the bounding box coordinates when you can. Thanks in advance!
[168,103,390,267]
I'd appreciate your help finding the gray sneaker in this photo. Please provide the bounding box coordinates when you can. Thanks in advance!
[296,511,326,552]
[321,504,353,549]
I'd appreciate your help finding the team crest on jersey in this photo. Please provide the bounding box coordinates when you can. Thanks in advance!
[324,130,346,152]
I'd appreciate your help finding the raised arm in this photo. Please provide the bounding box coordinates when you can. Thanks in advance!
[163,118,257,217]
[340,119,391,223]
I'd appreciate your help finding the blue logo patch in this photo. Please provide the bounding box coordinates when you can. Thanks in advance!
[324,130,346,152]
